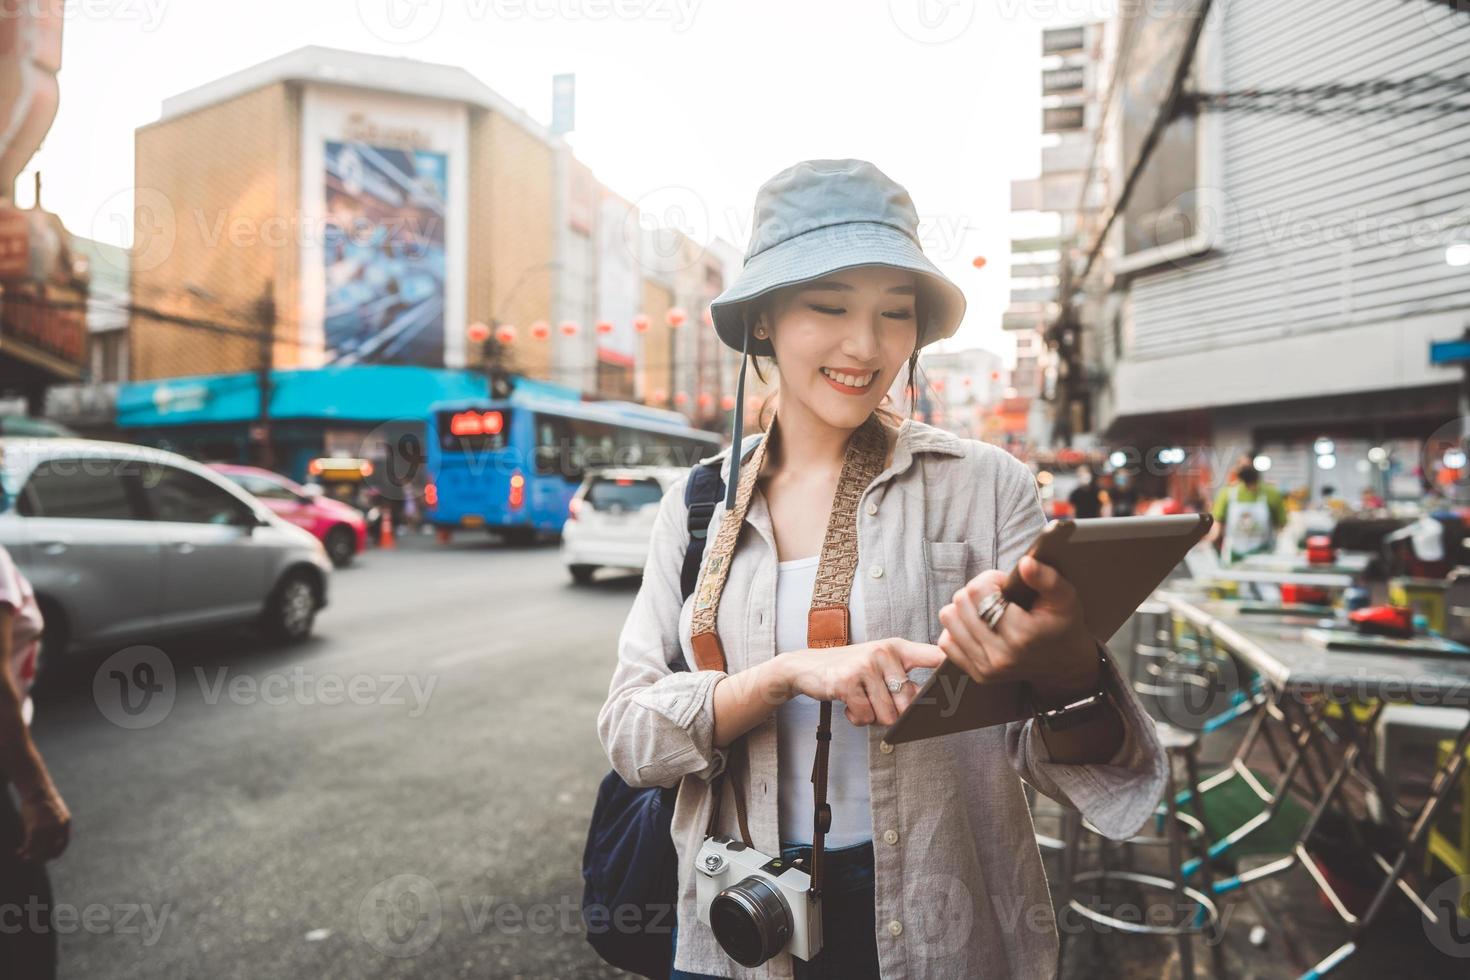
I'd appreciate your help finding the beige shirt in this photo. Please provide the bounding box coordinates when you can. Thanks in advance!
[597,420,1166,979]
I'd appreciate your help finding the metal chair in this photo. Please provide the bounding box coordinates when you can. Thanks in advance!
[1057,721,1226,979]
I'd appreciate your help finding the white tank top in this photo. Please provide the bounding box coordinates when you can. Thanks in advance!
[773,555,873,847]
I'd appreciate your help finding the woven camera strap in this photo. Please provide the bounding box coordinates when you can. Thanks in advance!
[690,412,888,895]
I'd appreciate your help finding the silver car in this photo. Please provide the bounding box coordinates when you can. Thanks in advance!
[0,438,333,658]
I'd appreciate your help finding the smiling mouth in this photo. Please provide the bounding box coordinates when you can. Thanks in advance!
[820,367,877,394]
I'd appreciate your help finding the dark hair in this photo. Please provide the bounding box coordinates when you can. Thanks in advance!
[1236,463,1260,486]
[739,285,927,431]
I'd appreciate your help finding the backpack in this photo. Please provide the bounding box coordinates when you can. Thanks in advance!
[580,456,726,980]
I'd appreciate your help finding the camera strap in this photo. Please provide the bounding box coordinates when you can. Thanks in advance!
[690,412,889,895]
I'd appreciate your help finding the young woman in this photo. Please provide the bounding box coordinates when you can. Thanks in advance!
[599,160,1165,980]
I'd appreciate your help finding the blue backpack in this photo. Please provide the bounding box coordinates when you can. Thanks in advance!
[580,458,726,979]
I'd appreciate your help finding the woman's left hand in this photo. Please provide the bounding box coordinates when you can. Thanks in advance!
[937,555,1101,704]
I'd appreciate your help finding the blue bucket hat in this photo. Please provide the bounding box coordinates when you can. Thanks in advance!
[709,159,967,510]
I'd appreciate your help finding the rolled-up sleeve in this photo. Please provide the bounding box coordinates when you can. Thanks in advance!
[597,475,730,789]
[991,453,1166,840]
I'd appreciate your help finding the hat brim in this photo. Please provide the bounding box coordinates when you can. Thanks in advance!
[708,221,966,356]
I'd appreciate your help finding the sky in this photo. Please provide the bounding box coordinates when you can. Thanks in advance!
[17,0,1087,363]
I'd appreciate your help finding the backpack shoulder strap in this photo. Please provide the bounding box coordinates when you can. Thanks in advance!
[680,459,725,603]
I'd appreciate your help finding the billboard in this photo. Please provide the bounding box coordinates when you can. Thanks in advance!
[299,87,467,369]
[322,140,447,366]
[1114,0,1224,273]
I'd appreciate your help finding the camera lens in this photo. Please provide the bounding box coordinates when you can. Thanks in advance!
[709,876,793,967]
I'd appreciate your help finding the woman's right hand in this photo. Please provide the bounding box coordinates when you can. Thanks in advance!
[775,638,945,726]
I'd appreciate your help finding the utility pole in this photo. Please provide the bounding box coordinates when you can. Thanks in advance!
[253,281,275,470]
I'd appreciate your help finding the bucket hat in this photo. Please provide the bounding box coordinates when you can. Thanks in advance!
[708,160,966,510]
[709,159,967,357]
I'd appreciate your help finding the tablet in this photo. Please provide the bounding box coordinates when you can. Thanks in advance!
[884,513,1213,746]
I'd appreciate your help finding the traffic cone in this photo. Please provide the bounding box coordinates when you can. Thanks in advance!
[379,510,396,549]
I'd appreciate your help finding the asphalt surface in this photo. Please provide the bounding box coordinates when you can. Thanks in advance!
[29,534,639,979]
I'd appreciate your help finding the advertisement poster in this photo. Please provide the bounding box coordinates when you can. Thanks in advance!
[322,140,447,365]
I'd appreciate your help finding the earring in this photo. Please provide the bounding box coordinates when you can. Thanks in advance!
[753,326,769,339]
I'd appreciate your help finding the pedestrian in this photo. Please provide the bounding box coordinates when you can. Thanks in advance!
[1067,466,1103,519]
[1207,457,1287,564]
[0,543,70,979]
[597,160,1164,980]
[1109,470,1138,517]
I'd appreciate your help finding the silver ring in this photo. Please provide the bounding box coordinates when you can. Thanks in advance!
[886,677,906,694]
[978,592,1009,630]
[976,590,1006,622]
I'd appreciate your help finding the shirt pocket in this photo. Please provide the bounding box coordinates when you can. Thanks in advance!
[923,540,974,642]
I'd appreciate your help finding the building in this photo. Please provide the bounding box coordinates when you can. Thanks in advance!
[1049,0,1469,505]
[917,346,1006,440]
[1006,21,1113,450]
[129,45,560,387]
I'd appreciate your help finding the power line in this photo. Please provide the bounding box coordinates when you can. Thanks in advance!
[1183,70,1470,118]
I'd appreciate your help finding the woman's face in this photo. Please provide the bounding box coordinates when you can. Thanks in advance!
[761,265,920,433]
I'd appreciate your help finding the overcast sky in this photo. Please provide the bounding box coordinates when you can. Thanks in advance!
[19,0,1089,362]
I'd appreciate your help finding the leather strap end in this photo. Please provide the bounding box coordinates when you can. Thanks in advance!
[807,606,849,649]
[690,631,727,673]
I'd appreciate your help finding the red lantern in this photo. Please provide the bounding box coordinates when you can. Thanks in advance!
[667,307,687,328]
[719,394,736,411]
[933,379,946,393]
[466,321,490,343]
[495,324,518,345]
[596,320,614,335]
[530,320,551,340]
[651,389,668,405]
[962,376,972,387]
[972,256,987,269]
[633,314,651,333]
[674,391,689,407]
[697,392,713,410]
[991,370,1001,381]
[559,320,579,337]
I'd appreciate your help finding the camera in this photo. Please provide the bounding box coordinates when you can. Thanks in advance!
[694,835,823,967]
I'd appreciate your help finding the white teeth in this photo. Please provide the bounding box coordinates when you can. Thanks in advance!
[822,368,874,388]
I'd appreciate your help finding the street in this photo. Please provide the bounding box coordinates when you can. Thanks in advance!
[28,536,636,980]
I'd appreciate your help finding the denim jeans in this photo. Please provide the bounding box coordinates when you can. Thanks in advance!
[670,839,880,980]
[0,782,57,980]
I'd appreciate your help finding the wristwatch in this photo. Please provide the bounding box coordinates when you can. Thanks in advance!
[1029,644,1115,732]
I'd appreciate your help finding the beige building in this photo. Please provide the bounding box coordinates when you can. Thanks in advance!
[129,46,561,386]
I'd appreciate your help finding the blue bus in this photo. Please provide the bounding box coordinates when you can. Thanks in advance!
[425,395,722,541]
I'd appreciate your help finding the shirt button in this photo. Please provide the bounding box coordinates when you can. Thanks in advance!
[887,920,903,937]
[883,829,899,845]
[870,565,884,579]
[880,740,894,754]
[865,501,878,517]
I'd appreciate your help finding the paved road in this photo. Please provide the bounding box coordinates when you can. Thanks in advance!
[29,536,639,979]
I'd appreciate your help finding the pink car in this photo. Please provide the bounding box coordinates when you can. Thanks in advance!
[210,464,368,567]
